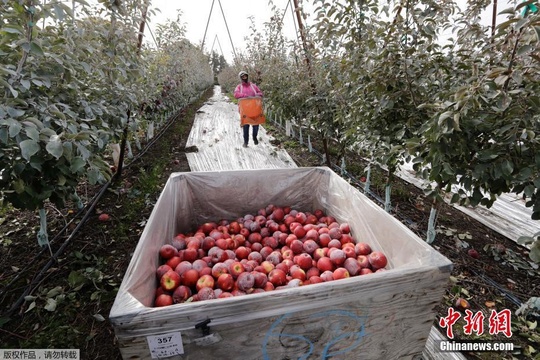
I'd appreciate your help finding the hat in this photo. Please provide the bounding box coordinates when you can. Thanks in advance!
[238,71,248,78]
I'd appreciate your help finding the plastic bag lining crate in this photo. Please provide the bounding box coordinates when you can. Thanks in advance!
[109,167,452,359]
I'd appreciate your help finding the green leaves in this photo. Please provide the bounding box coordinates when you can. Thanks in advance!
[45,135,63,159]
[20,139,40,161]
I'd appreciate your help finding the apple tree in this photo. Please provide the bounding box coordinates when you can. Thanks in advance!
[410,2,540,223]
[0,0,152,246]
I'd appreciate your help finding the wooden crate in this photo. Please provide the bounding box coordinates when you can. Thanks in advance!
[109,167,452,359]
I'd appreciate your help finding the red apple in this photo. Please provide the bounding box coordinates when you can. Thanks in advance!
[248,251,263,263]
[98,213,110,222]
[201,237,216,251]
[467,249,480,259]
[290,239,304,254]
[186,237,201,250]
[192,259,208,272]
[217,273,234,291]
[333,267,350,280]
[200,222,217,235]
[344,258,361,276]
[156,264,172,279]
[240,227,250,238]
[262,236,278,249]
[260,260,275,274]
[368,251,388,270]
[236,272,255,292]
[228,221,241,234]
[235,246,250,260]
[260,246,273,259]
[306,266,320,279]
[293,226,306,239]
[263,282,275,292]
[329,249,346,266]
[215,238,228,250]
[357,255,370,268]
[360,268,373,275]
[181,269,200,288]
[199,267,212,277]
[268,269,287,287]
[289,265,306,281]
[211,262,229,278]
[302,239,319,254]
[295,253,313,270]
[342,245,357,259]
[355,242,372,256]
[272,208,285,221]
[316,257,335,272]
[295,212,307,224]
[312,248,326,261]
[172,285,192,303]
[159,244,178,260]
[171,236,187,250]
[266,251,282,265]
[174,261,192,276]
[252,271,268,288]
[154,294,173,307]
[197,287,217,301]
[319,233,332,247]
[320,270,334,282]
[183,248,198,262]
[228,261,245,278]
[281,248,294,261]
[328,227,342,240]
[328,239,342,249]
[219,292,234,298]
[196,274,215,291]
[275,262,290,274]
[339,223,351,234]
[160,270,181,291]
[340,234,354,245]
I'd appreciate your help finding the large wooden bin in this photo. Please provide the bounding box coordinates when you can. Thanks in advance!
[109,167,452,359]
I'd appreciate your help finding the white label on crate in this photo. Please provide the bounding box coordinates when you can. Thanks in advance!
[147,331,184,359]
[193,332,222,346]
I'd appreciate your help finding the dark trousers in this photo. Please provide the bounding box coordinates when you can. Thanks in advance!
[243,124,259,144]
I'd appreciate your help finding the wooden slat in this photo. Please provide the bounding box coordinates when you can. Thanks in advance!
[114,266,450,360]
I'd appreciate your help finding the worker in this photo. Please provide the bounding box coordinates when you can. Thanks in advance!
[234,71,263,147]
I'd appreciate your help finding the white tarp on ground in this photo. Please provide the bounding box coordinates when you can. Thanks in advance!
[398,162,535,244]
[185,86,297,171]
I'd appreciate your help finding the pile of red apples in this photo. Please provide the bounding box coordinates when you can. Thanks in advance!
[154,205,388,307]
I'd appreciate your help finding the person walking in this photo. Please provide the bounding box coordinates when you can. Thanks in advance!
[234,71,263,147]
